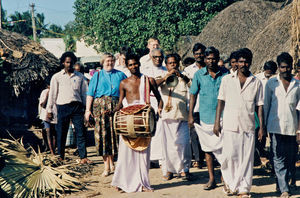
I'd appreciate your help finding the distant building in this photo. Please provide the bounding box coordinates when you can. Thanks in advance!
[40,38,65,58]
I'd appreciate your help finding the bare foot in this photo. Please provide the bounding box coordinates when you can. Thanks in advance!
[142,187,154,192]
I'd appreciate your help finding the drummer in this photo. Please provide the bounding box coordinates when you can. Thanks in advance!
[111,54,163,193]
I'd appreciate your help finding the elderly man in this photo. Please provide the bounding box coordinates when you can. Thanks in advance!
[140,38,160,69]
[183,43,207,169]
[264,53,300,198]
[214,48,264,197]
[141,48,167,164]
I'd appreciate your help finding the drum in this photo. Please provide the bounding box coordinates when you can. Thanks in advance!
[113,104,156,138]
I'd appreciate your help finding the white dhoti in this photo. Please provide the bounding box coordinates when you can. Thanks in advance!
[111,137,152,192]
[221,131,255,193]
[161,120,191,176]
[149,95,162,161]
[194,122,223,162]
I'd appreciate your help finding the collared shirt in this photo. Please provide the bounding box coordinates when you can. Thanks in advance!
[183,62,201,79]
[47,70,88,112]
[190,67,228,124]
[141,64,167,79]
[218,72,263,133]
[255,72,273,98]
[264,75,300,136]
[183,62,202,113]
[87,69,127,98]
[114,65,131,77]
[140,54,152,70]
[160,76,189,120]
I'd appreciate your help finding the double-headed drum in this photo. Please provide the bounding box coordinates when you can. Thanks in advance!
[114,104,156,138]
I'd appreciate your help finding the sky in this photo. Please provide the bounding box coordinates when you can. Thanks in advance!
[3,0,75,27]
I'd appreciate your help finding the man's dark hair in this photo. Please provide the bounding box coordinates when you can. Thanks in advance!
[165,53,181,65]
[119,45,132,56]
[263,61,277,73]
[236,48,253,64]
[276,52,293,67]
[125,54,140,66]
[204,46,220,59]
[60,51,77,66]
[183,57,195,66]
[227,51,238,62]
[192,43,206,54]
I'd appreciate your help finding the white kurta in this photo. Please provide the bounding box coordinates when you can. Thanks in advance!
[194,122,223,162]
[221,131,255,194]
[161,120,191,175]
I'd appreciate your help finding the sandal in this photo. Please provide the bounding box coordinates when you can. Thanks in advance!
[80,158,93,164]
[102,169,110,177]
[181,172,192,181]
[162,172,173,181]
[203,180,216,190]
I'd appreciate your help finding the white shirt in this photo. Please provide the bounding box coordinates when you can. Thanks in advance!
[141,64,167,79]
[183,62,200,79]
[114,65,131,77]
[264,75,300,136]
[140,54,152,70]
[47,70,88,112]
[255,72,272,98]
[39,88,57,123]
[183,62,201,113]
[218,72,263,133]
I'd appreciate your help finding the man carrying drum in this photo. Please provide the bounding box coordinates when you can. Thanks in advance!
[111,54,163,193]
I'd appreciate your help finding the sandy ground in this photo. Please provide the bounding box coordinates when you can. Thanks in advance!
[64,147,300,198]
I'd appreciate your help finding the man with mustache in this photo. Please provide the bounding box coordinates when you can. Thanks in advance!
[183,43,207,169]
[214,48,265,197]
[189,47,228,190]
[264,53,300,198]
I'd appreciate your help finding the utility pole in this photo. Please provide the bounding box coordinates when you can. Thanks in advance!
[0,0,2,29]
[30,3,37,41]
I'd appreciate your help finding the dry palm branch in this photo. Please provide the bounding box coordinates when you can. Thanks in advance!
[0,136,84,197]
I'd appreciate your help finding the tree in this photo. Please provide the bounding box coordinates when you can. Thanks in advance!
[74,0,237,53]
[7,11,32,37]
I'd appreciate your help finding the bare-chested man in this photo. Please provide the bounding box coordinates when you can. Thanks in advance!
[111,54,163,193]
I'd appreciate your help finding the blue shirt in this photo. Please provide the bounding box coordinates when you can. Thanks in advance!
[190,67,228,124]
[87,69,127,98]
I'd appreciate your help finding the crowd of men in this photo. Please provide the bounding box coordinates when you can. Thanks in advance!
[39,37,299,198]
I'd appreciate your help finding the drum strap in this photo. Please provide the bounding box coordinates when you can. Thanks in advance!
[144,75,150,105]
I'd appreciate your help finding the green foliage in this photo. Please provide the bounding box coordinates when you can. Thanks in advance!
[74,0,236,53]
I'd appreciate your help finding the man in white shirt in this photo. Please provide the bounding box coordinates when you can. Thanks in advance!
[47,52,91,164]
[264,53,300,198]
[183,43,206,168]
[141,48,167,165]
[255,60,277,95]
[254,60,277,164]
[214,48,264,197]
[114,46,132,77]
[140,38,160,70]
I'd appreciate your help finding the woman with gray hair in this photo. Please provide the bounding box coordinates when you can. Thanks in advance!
[85,53,127,176]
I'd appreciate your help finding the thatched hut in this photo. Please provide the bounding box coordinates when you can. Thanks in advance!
[0,29,60,127]
[178,0,295,73]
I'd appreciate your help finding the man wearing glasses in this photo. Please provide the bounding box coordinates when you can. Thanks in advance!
[141,48,167,167]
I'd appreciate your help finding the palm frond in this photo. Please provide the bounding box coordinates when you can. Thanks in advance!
[0,137,84,198]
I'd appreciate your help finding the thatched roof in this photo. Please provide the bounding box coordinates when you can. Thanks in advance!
[178,0,293,73]
[0,29,60,96]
